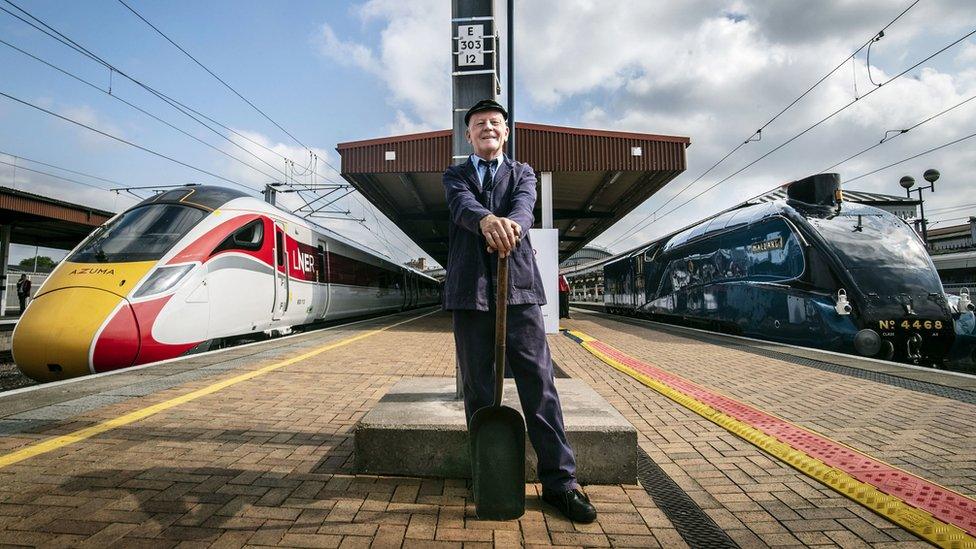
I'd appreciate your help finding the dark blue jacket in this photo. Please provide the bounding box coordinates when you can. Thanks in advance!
[442,156,546,311]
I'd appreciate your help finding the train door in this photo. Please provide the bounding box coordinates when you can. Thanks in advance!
[272,222,289,321]
[413,275,420,307]
[317,241,330,318]
[399,272,407,310]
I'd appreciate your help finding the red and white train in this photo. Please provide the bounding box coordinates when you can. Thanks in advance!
[12,186,440,382]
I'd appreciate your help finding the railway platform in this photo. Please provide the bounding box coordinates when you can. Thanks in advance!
[0,306,974,547]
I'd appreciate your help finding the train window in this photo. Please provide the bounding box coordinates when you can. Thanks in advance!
[807,211,941,295]
[69,204,206,263]
[275,230,284,266]
[212,220,264,254]
[655,217,804,295]
[316,245,326,283]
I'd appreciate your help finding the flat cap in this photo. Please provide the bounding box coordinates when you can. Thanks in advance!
[464,99,508,126]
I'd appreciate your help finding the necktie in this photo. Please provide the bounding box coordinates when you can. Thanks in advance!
[479,158,497,191]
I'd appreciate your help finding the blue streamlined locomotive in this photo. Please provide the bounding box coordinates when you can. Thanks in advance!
[603,173,975,366]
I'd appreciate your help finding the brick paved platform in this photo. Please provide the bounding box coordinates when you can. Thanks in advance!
[0,307,971,547]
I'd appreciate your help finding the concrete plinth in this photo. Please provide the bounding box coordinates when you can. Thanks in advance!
[355,377,637,484]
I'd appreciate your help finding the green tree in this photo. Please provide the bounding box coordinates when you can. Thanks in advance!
[18,256,57,272]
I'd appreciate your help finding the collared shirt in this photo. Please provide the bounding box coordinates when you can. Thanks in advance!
[470,153,503,191]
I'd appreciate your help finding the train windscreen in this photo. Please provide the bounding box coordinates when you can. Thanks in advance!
[69,204,207,263]
[806,212,942,295]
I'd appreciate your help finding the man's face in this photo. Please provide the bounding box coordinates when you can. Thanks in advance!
[466,110,508,159]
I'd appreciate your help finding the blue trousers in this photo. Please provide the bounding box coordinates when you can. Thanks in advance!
[453,304,578,492]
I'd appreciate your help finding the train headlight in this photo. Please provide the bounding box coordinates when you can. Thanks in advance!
[132,264,195,298]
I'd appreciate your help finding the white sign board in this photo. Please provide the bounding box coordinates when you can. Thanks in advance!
[456,24,484,67]
[530,228,559,334]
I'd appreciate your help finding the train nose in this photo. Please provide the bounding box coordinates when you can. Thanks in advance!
[12,287,140,382]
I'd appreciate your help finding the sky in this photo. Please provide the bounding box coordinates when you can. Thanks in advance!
[1,0,975,268]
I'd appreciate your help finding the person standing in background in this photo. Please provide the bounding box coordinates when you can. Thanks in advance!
[16,274,31,315]
[558,274,570,319]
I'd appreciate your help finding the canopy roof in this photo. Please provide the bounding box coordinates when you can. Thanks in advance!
[337,122,690,265]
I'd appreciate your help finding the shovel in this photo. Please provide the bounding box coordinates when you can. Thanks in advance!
[469,253,526,520]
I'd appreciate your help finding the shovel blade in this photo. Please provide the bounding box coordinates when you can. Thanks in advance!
[469,405,526,520]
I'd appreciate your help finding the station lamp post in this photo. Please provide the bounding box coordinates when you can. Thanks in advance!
[899,168,939,247]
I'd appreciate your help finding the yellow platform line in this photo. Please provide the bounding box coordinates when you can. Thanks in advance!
[566,329,976,549]
[0,309,439,470]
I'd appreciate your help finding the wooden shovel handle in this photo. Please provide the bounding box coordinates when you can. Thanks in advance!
[494,254,508,407]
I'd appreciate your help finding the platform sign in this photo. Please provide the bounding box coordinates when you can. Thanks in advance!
[530,228,559,334]
[452,18,495,74]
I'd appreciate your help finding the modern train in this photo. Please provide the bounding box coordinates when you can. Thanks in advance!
[601,173,976,366]
[12,186,440,382]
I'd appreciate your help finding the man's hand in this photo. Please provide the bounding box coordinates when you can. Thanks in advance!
[479,214,522,257]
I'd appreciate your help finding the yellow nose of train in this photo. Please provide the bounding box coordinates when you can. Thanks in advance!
[12,261,155,382]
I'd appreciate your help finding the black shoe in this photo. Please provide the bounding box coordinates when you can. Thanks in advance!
[542,488,597,523]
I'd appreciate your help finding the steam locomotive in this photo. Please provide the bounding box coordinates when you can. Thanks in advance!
[603,173,974,366]
[12,186,440,382]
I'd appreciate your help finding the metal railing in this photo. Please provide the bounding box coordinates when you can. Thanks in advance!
[944,282,974,295]
[2,272,49,316]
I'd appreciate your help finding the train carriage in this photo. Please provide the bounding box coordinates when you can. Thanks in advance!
[602,173,971,366]
[12,186,440,382]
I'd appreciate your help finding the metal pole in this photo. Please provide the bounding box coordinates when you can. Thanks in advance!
[507,0,515,161]
[917,188,928,246]
[453,0,496,399]
[0,225,10,314]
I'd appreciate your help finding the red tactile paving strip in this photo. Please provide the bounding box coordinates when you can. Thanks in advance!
[590,339,976,537]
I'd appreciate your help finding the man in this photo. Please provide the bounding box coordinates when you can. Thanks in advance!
[558,274,570,319]
[442,99,596,523]
[16,274,31,315]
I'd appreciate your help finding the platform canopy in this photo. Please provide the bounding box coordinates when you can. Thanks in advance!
[337,123,689,265]
[0,186,113,249]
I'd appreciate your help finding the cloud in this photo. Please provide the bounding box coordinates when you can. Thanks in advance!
[315,22,379,74]
[219,128,334,190]
[311,1,976,254]
[957,40,976,65]
[313,0,451,132]
[57,104,126,149]
[501,0,976,251]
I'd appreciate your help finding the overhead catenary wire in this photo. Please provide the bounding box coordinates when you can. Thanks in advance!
[0,158,122,194]
[821,92,976,172]
[0,149,130,190]
[0,0,345,188]
[0,90,260,194]
[0,38,290,185]
[609,23,976,250]
[114,0,348,181]
[928,215,974,226]
[843,129,976,184]
[604,0,922,250]
[3,0,391,256]
[116,0,308,151]
[3,0,429,262]
[928,202,976,214]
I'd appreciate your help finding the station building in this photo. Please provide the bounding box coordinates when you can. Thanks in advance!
[929,218,976,291]
[0,186,112,316]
